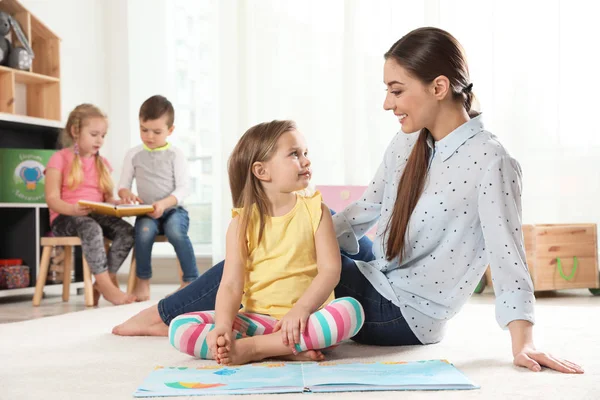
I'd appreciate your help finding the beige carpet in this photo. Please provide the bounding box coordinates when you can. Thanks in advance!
[1,293,597,400]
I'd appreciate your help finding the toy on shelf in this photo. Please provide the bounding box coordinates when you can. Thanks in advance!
[0,11,9,65]
[0,10,34,70]
[0,0,62,121]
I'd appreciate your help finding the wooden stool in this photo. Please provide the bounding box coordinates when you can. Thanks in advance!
[32,236,112,307]
[126,235,184,294]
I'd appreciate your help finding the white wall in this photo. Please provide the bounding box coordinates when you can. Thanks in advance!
[20,0,141,181]
[103,0,131,182]
[103,0,171,191]
[19,0,110,123]
[18,0,158,188]
[431,0,600,228]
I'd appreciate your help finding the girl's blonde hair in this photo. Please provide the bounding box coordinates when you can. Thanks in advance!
[228,120,297,260]
[59,104,113,197]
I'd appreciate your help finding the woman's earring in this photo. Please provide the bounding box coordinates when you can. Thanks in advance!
[74,142,80,155]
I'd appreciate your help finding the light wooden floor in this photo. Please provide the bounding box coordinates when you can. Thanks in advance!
[0,258,214,324]
[0,282,597,325]
[0,282,179,324]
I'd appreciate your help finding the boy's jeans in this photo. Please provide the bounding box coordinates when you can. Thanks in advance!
[134,207,199,282]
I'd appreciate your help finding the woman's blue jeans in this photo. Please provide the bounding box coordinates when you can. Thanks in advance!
[157,211,421,345]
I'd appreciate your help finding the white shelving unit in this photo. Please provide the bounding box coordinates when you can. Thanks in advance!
[0,0,69,300]
[0,113,64,129]
[0,202,48,208]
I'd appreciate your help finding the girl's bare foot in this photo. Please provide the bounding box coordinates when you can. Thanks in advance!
[214,335,234,364]
[217,332,322,365]
[217,336,257,366]
[94,274,122,305]
[133,278,151,302]
[112,304,168,336]
[94,272,136,305]
[93,284,101,306]
[279,350,325,362]
[109,273,120,288]
[217,343,324,365]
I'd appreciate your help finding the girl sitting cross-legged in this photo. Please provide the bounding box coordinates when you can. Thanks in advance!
[168,120,364,365]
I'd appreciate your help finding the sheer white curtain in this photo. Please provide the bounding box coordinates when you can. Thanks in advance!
[212,0,423,260]
[434,0,600,227]
[212,0,600,261]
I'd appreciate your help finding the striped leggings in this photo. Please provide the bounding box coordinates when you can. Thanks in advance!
[169,297,364,359]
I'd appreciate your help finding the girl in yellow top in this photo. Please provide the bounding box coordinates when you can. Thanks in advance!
[169,120,364,365]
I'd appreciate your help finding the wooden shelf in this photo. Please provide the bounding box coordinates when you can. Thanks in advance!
[0,66,60,84]
[0,0,61,120]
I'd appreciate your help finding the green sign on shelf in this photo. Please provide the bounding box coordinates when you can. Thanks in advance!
[0,148,56,203]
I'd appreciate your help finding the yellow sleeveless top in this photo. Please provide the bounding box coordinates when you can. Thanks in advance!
[232,191,335,319]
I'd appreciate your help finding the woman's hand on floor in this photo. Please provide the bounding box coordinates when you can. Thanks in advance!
[513,345,584,373]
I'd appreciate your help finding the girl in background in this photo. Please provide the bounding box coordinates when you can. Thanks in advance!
[45,104,136,305]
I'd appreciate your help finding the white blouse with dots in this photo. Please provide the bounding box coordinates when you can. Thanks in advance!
[332,115,535,344]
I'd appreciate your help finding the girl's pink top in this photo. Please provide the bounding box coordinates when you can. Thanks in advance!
[46,148,112,224]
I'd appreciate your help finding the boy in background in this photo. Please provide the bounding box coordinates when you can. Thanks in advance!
[119,95,199,301]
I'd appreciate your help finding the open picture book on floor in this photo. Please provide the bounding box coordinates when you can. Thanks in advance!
[134,359,479,397]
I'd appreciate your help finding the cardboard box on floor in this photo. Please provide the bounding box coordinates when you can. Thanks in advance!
[484,224,600,292]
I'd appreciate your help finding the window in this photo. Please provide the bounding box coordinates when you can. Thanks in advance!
[161,0,219,256]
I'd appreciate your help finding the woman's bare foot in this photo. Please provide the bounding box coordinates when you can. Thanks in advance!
[94,272,136,305]
[133,278,151,301]
[112,304,168,336]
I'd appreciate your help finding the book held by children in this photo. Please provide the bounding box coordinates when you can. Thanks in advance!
[77,200,154,217]
[133,360,479,397]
